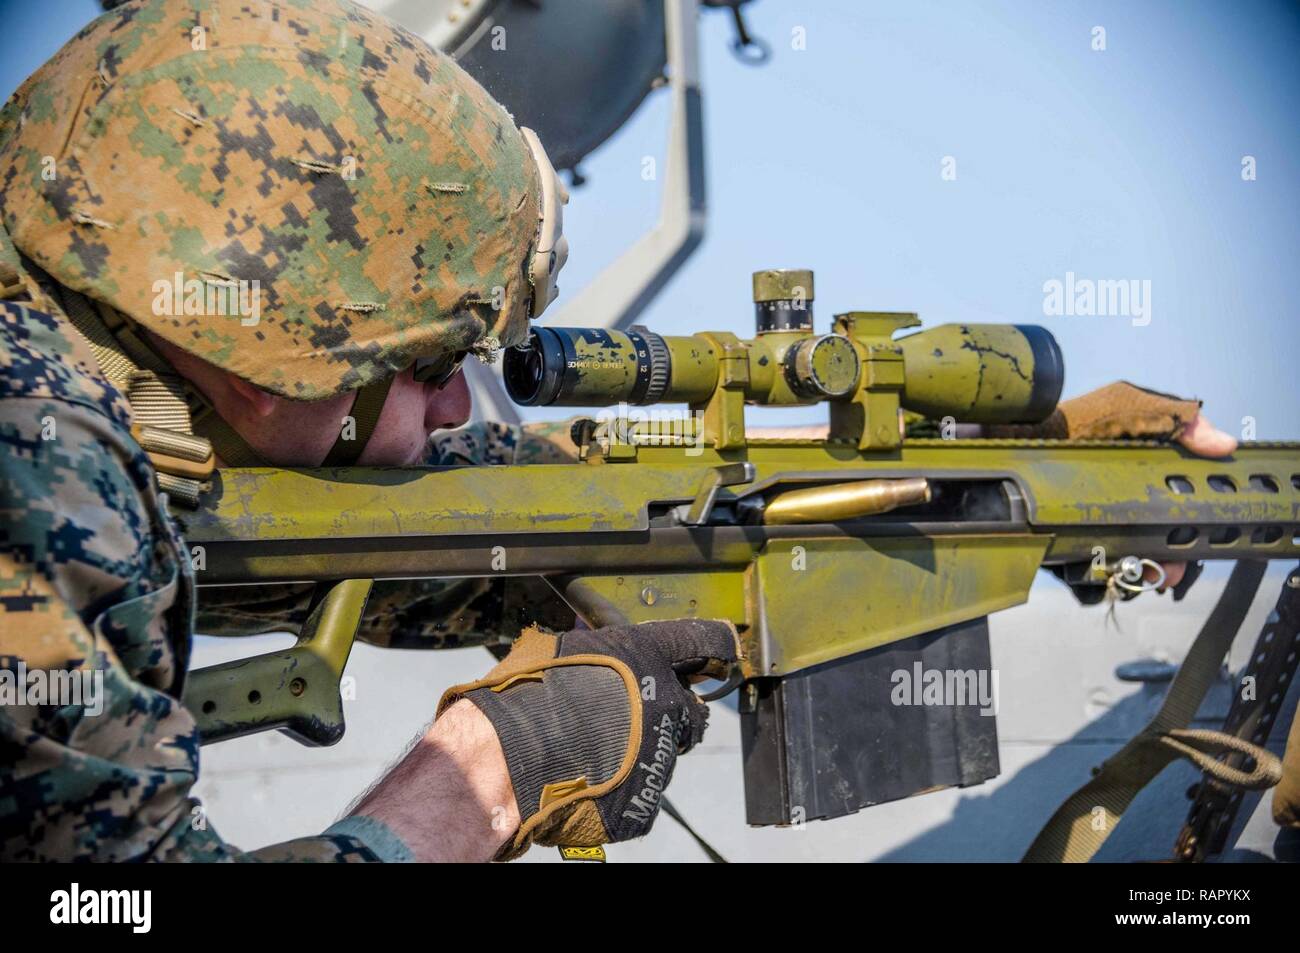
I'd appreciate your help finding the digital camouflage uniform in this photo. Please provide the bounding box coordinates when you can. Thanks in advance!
[0,300,380,860]
[0,0,561,861]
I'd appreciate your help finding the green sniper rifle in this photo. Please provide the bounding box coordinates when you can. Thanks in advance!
[181,269,1300,828]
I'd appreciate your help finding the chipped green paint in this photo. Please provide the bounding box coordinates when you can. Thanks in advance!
[186,439,1300,682]
[753,535,1049,673]
[184,578,372,744]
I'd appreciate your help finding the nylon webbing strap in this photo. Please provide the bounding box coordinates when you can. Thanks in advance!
[321,376,394,467]
[55,287,267,473]
[192,406,269,467]
[58,288,151,386]
[1022,560,1269,863]
[125,370,194,434]
[54,288,216,504]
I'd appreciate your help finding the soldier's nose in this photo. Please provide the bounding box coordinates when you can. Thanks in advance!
[426,368,471,431]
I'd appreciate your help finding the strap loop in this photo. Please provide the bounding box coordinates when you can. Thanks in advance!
[1158,728,1284,790]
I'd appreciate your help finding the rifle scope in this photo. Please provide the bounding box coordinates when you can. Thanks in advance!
[504,272,1064,424]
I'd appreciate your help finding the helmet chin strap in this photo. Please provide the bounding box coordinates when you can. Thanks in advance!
[320,376,395,466]
[192,404,268,468]
[197,374,395,468]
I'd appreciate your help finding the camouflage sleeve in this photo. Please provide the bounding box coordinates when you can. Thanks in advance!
[430,417,579,466]
[196,418,581,646]
[196,575,575,650]
[0,303,381,861]
[364,418,580,646]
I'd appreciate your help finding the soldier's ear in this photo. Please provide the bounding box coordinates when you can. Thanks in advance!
[225,372,279,418]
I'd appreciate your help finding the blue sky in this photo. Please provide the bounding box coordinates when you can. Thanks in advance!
[552,0,1300,434]
[3,0,1296,436]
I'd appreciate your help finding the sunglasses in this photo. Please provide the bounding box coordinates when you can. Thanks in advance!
[412,350,469,389]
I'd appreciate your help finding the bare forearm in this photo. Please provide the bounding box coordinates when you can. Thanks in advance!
[349,700,519,862]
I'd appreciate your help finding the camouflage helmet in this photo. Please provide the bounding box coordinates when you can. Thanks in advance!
[0,0,559,400]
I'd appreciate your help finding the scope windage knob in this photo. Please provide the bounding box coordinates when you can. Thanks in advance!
[786,334,860,398]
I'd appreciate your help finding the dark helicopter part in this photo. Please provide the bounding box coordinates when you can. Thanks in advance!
[379,0,668,174]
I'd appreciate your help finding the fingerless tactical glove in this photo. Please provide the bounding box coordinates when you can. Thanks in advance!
[438,619,740,860]
[987,380,1202,441]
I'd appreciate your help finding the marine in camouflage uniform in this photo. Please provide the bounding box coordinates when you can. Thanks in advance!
[0,300,385,861]
[0,0,567,861]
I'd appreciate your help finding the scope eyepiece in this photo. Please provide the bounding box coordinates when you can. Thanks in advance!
[504,326,676,407]
[502,327,564,406]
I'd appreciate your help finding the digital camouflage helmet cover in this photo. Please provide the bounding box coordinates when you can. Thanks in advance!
[0,0,562,400]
